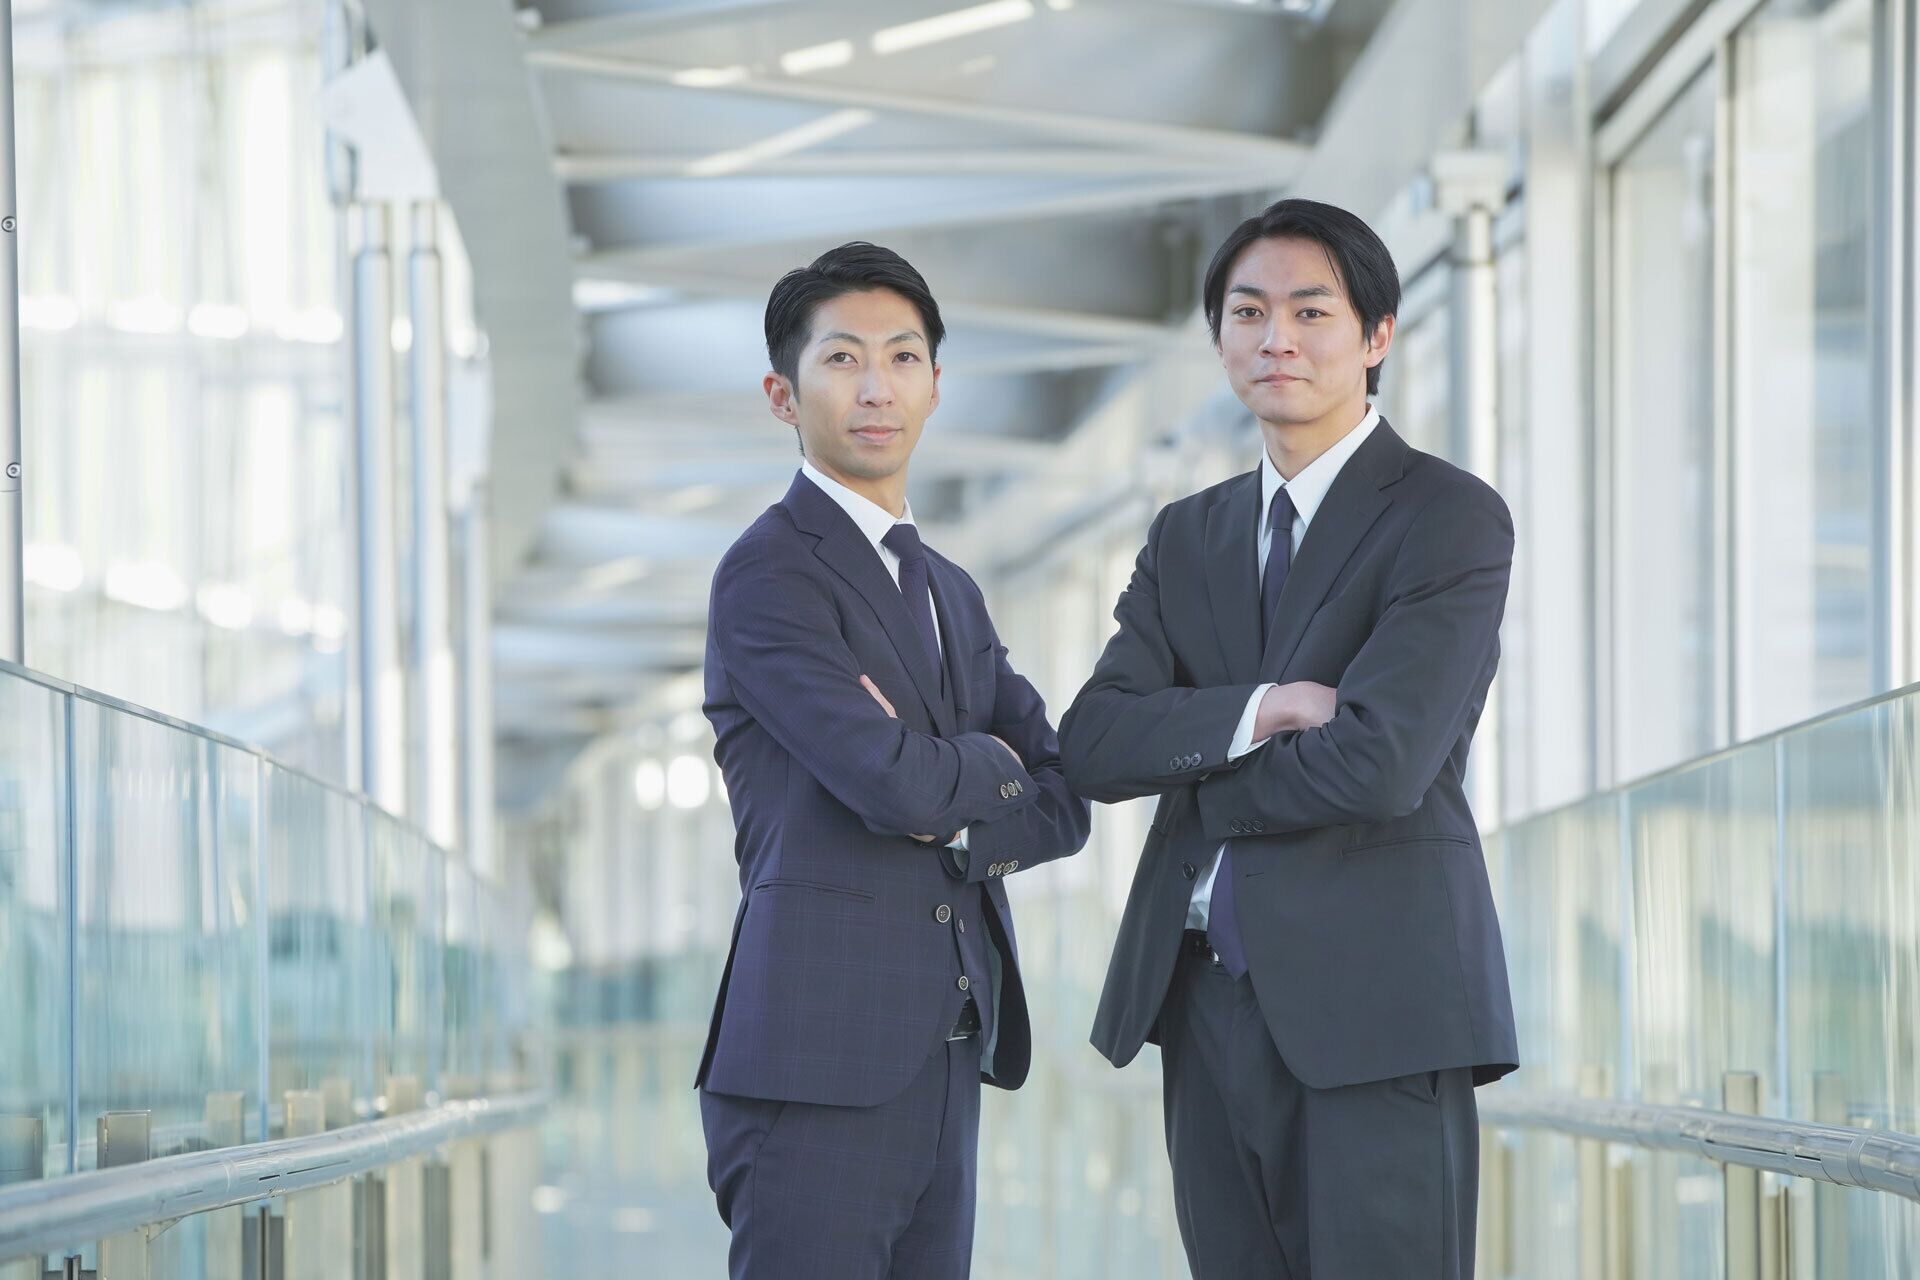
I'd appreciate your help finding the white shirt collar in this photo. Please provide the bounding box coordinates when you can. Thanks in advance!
[1259,404,1381,537]
[800,459,918,555]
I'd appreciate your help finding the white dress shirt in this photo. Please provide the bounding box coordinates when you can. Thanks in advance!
[1187,405,1381,928]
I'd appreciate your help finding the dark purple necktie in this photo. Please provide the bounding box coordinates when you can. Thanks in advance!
[881,523,943,679]
[1208,484,1295,979]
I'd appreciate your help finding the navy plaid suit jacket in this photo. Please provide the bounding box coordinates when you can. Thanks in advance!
[697,472,1091,1108]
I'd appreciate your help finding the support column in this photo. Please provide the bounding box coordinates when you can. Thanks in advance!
[1,0,25,665]
[354,203,405,813]
[409,203,456,847]
[451,361,494,877]
[1435,149,1509,826]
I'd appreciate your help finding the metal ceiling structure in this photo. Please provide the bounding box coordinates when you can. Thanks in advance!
[368,0,1553,791]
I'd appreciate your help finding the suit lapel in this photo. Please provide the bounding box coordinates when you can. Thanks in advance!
[1203,471,1264,683]
[1258,421,1410,681]
[781,474,956,735]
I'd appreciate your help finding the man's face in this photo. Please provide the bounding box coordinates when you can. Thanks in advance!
[766,288,940,484]
[1216,235,1390,429]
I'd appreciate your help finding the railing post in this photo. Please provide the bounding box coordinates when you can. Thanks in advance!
[1723,1071,1763,1280]
[94,1113,150,1280]
[203,1094,245,1280]
[0,1116,39,1280]
[1577,1065,1610,1279]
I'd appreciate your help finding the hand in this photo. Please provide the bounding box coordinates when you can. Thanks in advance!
[1254,681,1338,739]
[862,675,939,842]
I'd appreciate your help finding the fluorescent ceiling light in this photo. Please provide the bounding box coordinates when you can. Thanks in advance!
[104,561,188,612]
[686,108,875,178]
[572,279,674,312]
[872,0,1034,55]
[780,39,853,76]
[197,583,256,631]
[20,296,79,331]
[671,65,750,88]
[187,303,249,340]
[23,543,83,593]
[107,297,183,335]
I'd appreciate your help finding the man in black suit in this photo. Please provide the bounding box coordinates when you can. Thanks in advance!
[1060,198,1517,1278]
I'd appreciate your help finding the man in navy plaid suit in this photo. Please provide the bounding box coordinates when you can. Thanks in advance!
[697,242,1092,1279]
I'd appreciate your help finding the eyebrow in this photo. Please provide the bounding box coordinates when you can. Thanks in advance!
[816,330,927,346]
[1227,283,1340,302]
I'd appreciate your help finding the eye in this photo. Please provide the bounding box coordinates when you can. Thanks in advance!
[1233,306,1261,319]
[894,351,920,363]
[1298,309,1327,320]
[827,352,854,364]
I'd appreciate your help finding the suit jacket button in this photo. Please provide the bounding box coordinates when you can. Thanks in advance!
[1253,820,1267,833]
[935,904,952,924]
[1229,820,1243,834]
[1182,861,1197,880]
[1008,860,1019,872]
[957,975,970,991]
[1015,780,1024,794]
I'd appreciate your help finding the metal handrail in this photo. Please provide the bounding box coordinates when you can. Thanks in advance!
[1479,1091,1920,1201]
[0,1091,546,1263]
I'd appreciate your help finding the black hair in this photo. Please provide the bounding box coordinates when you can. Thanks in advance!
[764,241,946,388]
[1201,198,1401,397]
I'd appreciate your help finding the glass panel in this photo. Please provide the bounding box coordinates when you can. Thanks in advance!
[1611,67,1721,780]
[368,812,441,1104]
[1781,696,1920,1271]
[1627,748,1779,1111]
[0,671,70,1187]
[70,698,262,1168]
[1729,0,1878,737]
[1500,795,1625,1094]
[267,768,369,1123]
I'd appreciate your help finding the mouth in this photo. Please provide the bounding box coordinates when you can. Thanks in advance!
[1256,374,1304,385]
[850,426,902,444]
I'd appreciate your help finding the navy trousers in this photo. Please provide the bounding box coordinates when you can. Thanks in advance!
[1161,947,1480,1279]
[701,1035,982,1279]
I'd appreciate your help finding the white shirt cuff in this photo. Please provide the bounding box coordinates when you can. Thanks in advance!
[1227,684,1277,760]
[948,827,969,852]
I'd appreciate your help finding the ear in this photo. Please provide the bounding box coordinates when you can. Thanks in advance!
[764,370,799,426]
[927,362,942,416]
[1363,313,1396,369]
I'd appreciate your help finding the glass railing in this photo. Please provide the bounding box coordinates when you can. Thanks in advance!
[546,679,1920,1277]
[0,658,540,1276]
[1482,682,1920,1278]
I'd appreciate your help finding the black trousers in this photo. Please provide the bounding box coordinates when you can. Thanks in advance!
[1160,947,1479,1279]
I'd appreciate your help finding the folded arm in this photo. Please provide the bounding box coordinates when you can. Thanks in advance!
[940,639,1093,883]
[1059,509,1267,803]
[1193,480,1514,841]
[711,538,1037,839]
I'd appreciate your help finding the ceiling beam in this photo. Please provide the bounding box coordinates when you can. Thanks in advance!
[524,0,816,51]
[556,148,1237,182]
[525,49,1309,166]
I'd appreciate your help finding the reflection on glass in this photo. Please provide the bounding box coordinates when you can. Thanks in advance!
[1730,0,1878,737]
[0,671,69,1185]
[70,699,261,1168]
[1611,68,1721,780]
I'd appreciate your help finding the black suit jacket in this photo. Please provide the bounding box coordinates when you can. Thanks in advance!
[1060,420,1519,1089]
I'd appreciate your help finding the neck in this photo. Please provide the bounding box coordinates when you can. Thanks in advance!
[811,456,908,519]
[1258,395,1370,481]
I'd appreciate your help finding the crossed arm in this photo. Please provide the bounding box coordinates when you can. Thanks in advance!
[1061,481,1512,837]
[713,537,1089,877]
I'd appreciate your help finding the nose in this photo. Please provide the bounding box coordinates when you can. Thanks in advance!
[858,365,894,408]
[1259,318,1298,360]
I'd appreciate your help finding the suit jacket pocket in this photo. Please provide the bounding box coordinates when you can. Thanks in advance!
[752,877,876,904]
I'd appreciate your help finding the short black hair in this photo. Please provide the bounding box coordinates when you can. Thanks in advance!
[1202,198,1401,397]
[764,241,946,387]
